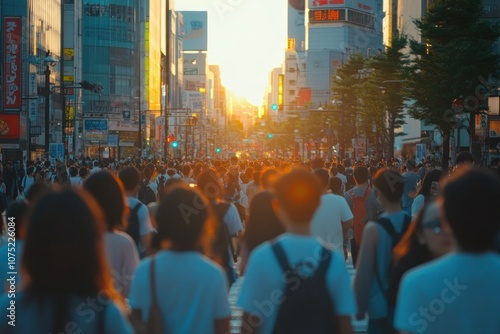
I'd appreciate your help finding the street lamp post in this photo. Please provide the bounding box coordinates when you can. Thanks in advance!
[43,52,58,158]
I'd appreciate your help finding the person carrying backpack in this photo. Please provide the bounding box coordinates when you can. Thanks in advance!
[344,165,381,265]
[238,169,356,334]
[138,167,157,205]
[354,168,410,334]
[119,167,155,258]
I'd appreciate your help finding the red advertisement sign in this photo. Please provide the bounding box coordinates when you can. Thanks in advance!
[3,17,22,110]
[0,114,20,139]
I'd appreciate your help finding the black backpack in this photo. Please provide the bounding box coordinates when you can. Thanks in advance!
[0,190,7,213]
[271,241,337,334]
[126,202,142,251]
[374,214,411,333]
[138,181,156,205]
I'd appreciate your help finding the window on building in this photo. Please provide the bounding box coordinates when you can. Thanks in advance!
[289,90,295,96]
[288,67,295,73]
[289,80,296,86]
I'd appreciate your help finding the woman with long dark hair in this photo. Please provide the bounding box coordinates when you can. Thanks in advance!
[388,201,452,311]
[239,191,285,274]
[129,184,230,334]
[0,189,132,333]
[83,171,140,298]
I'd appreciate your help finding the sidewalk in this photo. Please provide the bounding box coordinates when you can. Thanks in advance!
[228,256,368,333]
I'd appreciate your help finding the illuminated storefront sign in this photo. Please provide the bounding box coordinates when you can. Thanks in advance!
[3,17,22,110]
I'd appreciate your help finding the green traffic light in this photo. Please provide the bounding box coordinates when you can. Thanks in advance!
[216,147,221,153]
[271,104,278,111]
[268,133,273,139]
[172,141,178,148]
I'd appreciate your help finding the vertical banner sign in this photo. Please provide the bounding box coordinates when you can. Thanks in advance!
[29,73,38,121]
[3,17,22,110]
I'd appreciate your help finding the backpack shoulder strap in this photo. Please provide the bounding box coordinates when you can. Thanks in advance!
[131,202,142,214]
[213,201,231,221]
[314,247,333,277]
[377,217,396,238]
[271,241,292,274]
[149,257,158,304]
[362,186,371,199]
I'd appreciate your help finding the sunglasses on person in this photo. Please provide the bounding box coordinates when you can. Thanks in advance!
[421,218,443,234]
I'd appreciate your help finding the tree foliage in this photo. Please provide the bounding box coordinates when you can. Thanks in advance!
[407,0,500,171]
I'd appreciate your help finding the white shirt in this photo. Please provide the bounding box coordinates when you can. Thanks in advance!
[129,251,231,334]
[237,234,357,334]
[394,252,500,334]
[223,203,244,236]
[21,175,35,195]
[310,194,353,250]
[411,194,425,218]
[104,231,140,298]
[69,176,83,187]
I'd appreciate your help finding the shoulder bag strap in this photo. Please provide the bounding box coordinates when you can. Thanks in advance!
[271,241,292,273]
[374,217,395,300]
[150,257,158,305]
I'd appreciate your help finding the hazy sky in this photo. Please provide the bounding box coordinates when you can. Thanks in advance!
[176,0,287,105]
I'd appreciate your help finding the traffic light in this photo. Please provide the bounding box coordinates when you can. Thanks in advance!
[216,147,221,153]
[271,104,278,111]
[278,104,284,111]
[268,133,273,139]
[172,141,178,148]
[167,136,171,143]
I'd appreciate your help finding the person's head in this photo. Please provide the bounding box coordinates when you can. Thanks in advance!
[441,167,500,252]
[156,184,214,252]
[68,166,78,177]
[313,168,329,191]
[372,168,404,204]
[245,191,285,253]
[83,171,127,232]
[197,169,223,201]
[27,166,35,176]
[310,157,324,170]
[5,200,29,240]
[23,189,117,299]
[455,151,474,166]
[394,202,452,264]
[417,169,444,200]
[406,159,417,171]
[78,166,88,179]
[118,166,141,193]
[353,165,370,185]
[25,182,53,204]
[329,165,338,176]
[328,176,343,195]
[273,169,323,226]
[261,168,282,190]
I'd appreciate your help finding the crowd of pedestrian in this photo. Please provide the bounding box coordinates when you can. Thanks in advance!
[0,153,499,333]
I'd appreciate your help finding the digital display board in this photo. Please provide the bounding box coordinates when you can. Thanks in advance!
[309,9,346,23]
[308,8,374,29]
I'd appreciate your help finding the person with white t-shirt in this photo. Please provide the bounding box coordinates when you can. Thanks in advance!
[83,171,140,298]
[129,184,230,334]
[311,169,353,252]
[238,169,356,334]
[118,167,155,257]
[394,167,500,334]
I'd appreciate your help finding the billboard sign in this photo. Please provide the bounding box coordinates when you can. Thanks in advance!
[0,114,20,139]
[181,11,208,51]
[3,17,22,110]
[109,119,139,131]
[84,119,108,140]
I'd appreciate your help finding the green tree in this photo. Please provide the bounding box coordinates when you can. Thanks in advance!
[366,31,410,159]
[332,53,367,157]
[408,0,500,171]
